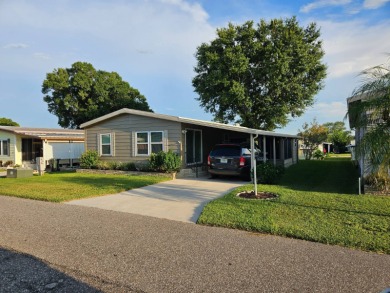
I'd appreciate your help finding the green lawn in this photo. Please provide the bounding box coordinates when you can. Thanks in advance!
[198,157,390,254]
[0,171,171,202]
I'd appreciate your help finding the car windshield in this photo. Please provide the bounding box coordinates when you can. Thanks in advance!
[210,145,241,156]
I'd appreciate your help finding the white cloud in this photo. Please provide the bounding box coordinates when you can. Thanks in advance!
[0,0,215,78]
[363,0,390,9]
[318,19,390,78]
[300,0,351,13]
[3,43,28,49]
[309,102,348,118]
[160,0,209,22]
[33,52,50,60]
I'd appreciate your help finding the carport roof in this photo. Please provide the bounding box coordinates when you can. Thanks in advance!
[0,126,84,141]
[80,108,299,138]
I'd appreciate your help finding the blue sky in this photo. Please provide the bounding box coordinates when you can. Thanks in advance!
[1,0,389,134]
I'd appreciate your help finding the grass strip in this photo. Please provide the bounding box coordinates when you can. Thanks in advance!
[198,157,390,254]
[0,171,171,202]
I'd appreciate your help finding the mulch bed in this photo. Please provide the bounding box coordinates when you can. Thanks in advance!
[237,190,278,200]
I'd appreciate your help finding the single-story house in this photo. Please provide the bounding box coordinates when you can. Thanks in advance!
[0,126,84,170]
[298,141,333,159]
[80,108,299,175]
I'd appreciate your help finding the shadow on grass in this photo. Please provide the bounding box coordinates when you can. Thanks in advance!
[58,174,168,190]
[278,158,360,195]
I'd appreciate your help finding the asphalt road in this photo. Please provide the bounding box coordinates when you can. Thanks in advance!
[0,195,389,292]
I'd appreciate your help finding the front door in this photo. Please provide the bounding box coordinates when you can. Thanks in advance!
[185,129,202,165]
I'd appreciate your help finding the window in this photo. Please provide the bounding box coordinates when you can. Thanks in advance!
[100,133,112,156]
[136,131,164,156]
[0,139,9,156]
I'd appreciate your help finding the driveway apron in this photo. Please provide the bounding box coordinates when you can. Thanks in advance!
[66,177,244,223]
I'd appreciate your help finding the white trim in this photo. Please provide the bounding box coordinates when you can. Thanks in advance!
[135,131,164,156]
[80,108,299,139]
[0,139,10,156]
[185,128,202,165]
[100,133,112,156]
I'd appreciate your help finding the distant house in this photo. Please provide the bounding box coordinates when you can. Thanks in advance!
[298,140,333,159]
[0,126,84,170]
[80,108,299,175]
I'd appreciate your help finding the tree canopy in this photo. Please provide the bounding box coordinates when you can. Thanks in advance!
[0,117,19,126]
[193,17,327,130]
[42,62,152,129]
[323,121,352,153]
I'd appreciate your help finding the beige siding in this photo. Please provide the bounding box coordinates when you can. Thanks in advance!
[84,113,182,162]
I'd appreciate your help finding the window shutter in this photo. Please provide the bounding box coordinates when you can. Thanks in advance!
[131,132,136,157]
[164,130,169,152]
[97,134,101,156]
[111,132,115,156]
[7,139,10,156]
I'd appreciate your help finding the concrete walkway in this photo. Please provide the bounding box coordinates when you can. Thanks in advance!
[66,177,244,223]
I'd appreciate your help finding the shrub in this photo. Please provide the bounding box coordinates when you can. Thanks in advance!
[120,162,137,171]
[80,150,99,169]
[3,160,13,167]
[313,149,324,160]
[149,150,181,173]
[252,162,284,184]
[96,160,110,170]
[365,169,390,192]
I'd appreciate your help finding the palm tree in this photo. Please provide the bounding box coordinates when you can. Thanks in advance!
[348,58,390,190]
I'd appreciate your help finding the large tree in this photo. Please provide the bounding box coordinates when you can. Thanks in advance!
[323,121,352,153]
[193,17,327,130]
[0,117,19,126]
[348,58,390,175]
[42,62,152,128]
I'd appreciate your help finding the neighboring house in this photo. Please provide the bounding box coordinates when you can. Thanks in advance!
[347,94,372,177]
[80,108,300,173]
[0,126,84,170]
[298,140,333,159]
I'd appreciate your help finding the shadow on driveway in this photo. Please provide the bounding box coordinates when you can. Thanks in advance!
[0,247,100,292]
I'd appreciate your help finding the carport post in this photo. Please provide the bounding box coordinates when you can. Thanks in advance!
[251,133,258,195]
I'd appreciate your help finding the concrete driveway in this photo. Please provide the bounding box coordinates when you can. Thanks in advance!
[66,177,244,223]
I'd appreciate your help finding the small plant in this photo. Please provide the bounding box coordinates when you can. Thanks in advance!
[96,160,110,170]
[365,169,390,192]
[3,160,13,167]
[149,150,181,173]
[120,162,137,171]
[80,150,99,169]
[313,149,324,160]
[252,162,284,184]
[107,161,121,170]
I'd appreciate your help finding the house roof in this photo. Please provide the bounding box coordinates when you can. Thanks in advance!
[80,108,299,138]
[0,126,84,141]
